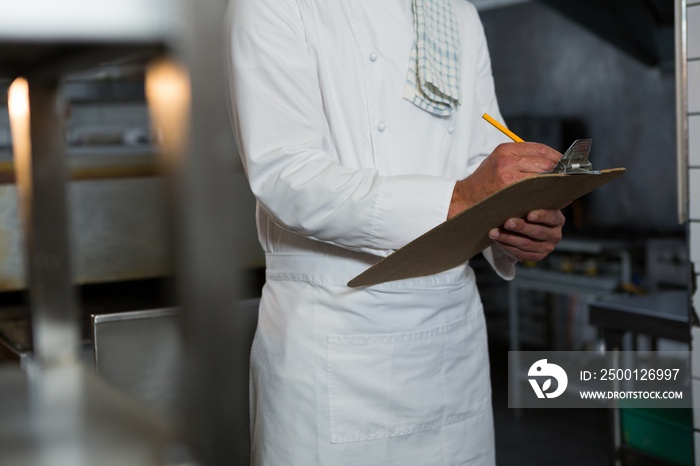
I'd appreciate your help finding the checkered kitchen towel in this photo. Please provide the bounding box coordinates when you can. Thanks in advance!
[403,0,461,116]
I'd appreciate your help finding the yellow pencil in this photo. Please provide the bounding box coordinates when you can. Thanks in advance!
[482,113,524,143]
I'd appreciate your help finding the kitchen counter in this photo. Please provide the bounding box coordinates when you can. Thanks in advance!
[589,290,690,349]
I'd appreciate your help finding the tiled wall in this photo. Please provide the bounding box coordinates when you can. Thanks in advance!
[688,1,700,462]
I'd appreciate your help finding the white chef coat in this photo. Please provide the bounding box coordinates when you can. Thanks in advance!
[227,0,516,464]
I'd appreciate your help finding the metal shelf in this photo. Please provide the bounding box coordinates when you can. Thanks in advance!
[0,1,180,79]
[0,1,253,464]
[0,3,183,465]
[0,1,178,42]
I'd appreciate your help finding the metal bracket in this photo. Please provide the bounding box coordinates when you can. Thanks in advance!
[548,139,599,175]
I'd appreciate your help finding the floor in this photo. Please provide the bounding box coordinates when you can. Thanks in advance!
[488,340,612,466]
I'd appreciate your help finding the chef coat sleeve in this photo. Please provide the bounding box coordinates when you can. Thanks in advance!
[460,6,517,280]
[226,0,456,256]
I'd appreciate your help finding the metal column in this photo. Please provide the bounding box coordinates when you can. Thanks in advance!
[169,1,252,464]
[12,78,79,367]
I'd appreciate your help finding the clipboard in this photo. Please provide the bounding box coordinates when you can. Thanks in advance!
[348,139,625,287]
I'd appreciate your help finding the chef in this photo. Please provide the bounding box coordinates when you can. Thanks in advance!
[227,0,564,464]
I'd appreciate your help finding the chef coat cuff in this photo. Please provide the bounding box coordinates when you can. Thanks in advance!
[482,244,517,280]
[369,175,456,252]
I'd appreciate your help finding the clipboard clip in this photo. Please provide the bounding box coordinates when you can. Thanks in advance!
[547,139,600,175]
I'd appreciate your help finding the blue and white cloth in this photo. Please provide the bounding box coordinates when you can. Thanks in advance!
[403,0,462,116]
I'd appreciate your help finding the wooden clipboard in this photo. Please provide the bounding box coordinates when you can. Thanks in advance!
[348,168,625,287]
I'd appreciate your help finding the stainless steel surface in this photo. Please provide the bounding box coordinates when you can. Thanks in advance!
[0,1,177,41]
[677,0,689,224]
[589,290,691,466]
[507,240,633,409]
[0,364,176,466]
[549,139,597,174]
[0,3,190,466]
[508,277,617,411]
[166,1,253,463]
[92,308,181,422]
[0,178,171,291]
[0,2,180,79]
[645,237,690,290]
[14,79,80,366]
[591,289,690,328]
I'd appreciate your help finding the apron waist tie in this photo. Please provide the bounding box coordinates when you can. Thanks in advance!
[264,252,470,288]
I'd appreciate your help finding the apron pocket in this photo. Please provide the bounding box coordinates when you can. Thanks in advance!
[326,316,490,444]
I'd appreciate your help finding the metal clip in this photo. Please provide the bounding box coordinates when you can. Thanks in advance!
[548,139,599,175]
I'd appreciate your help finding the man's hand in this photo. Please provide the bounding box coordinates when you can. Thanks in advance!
[488,209,565,262]
[448,141,565,262]
[448,142,562,218]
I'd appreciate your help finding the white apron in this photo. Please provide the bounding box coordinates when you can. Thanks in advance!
[251,252,495,466]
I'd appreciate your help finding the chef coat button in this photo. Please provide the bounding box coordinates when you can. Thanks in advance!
[369,51,378,62]
[448,126,455,134]
[377,121,386,132]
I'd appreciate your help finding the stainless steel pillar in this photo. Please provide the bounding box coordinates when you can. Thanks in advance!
[12,78,79,366]
[164,1,252,464]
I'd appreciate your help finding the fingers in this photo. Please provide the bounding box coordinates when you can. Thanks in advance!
[493,142,561,174]
[515,156,558,174]
[448,143,563,219]
[526,209,566,227]
[494,242,554,263]
[489,227,557,261]
[488,209,565,262]
[501,211,564,240]
[496,142,562,163]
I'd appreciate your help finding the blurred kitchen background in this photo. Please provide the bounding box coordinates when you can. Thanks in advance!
[0,0,699,465]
